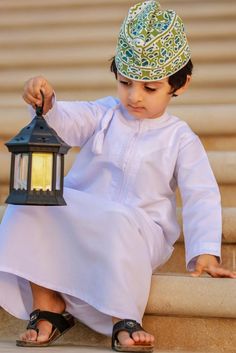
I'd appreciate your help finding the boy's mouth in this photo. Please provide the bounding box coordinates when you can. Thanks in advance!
[128,104,144,112]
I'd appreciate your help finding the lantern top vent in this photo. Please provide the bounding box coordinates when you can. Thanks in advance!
[6,113,71,154]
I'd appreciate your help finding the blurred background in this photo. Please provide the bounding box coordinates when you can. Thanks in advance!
[0,0,236,208]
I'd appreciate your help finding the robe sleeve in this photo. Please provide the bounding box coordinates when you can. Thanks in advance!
[42,96,116,147]
[43,98,99,147]
[175,135,222,271]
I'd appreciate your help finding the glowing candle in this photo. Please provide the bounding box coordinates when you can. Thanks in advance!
[31,153,53,191]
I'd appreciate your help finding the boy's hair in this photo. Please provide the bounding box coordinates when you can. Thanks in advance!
[110,57,193,97]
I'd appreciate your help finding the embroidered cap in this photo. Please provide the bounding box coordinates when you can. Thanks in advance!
[115,0,191,81]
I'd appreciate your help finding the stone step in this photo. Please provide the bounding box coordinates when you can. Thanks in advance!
[168,206,236,271]
[1,196,236,271]
[0,40,235,69]
[0,274,235,352]
[0,0,230,10]
[0,0,231,5]
[169,104,236,136]
[200,136,236,151]
[176,87,235,105]
[0,0,136,8]
[0,182,235,207]
[0,341,209,353]
[55,87,236,105]
[0,177,236,207]
[0,86,235,107]
[0,64,235,94]
[1,148,236,204]
[0,103,235,138]
[0,205,235,244]
[160,243,236,274]
[0,324,233,353]
[0,1,235,30]
[1,149,235,185]
[160,207,236,272]
[0,5,133,29]
[1,20,235,51]
[159,242,236,273]
[177,183,236,208]
[177,207,236,244]
[1,183,234,207]
[215,185,236,207]
[14,181,236,207]
[207,151,236,184]
[0,343,148,353]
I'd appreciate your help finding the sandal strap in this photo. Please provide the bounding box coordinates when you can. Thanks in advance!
[27,309,72,333]
[112,319,145,348]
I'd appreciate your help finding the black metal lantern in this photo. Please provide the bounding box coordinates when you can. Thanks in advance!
[5,97,71,206]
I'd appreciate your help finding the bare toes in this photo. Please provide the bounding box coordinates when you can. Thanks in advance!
[117,330,154,347]
[132,331,154,344]
[20,329,37,342]
[117,331,135,346]
[132,331,145,343]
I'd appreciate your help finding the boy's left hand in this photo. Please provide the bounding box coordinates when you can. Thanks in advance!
[191,254,236,278]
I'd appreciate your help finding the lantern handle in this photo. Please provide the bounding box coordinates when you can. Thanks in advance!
[35,90,45,117]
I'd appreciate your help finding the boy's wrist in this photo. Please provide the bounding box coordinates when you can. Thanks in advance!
[195,254,220,266]
[43,92,55,115]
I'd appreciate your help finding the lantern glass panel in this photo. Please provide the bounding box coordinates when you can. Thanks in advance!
[56,154,61,190]
[14,153,28,190]
[31,152,53,191]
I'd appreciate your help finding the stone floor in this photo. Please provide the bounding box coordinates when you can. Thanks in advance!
[0,341,208,353]
[0,341,108,353]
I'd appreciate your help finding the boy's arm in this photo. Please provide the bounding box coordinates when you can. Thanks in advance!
[191,254,236,278]
[176,135,236,278]
[176,135,222,270]
[43,98,99,147]
[23,76,104,147]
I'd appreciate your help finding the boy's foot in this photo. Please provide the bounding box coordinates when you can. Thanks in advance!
[19,292,65,343]
[17,309,75,347]
[117,329,154,346]
[112,318,154,351]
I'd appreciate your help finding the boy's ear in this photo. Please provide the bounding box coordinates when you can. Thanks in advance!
[174,75,192,96]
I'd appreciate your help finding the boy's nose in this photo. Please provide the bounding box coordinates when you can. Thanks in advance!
[128,88,143,103]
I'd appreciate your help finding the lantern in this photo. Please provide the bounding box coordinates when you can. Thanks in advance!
[5,97,71,206]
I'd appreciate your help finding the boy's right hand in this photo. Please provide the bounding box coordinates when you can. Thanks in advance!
[22,76,54,115]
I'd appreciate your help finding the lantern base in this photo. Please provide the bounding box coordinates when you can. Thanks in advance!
[5,189,66,206]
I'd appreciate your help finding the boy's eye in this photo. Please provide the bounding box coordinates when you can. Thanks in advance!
[145,86,157,92]
[119,80,130,85]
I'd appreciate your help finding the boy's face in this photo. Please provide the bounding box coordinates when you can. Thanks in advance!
[117,73,172,119]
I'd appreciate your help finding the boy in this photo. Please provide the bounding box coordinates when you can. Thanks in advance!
[0,1,235,352]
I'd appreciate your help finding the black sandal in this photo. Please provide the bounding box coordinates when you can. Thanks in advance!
[16,309,76,347]
[112,319,154,352]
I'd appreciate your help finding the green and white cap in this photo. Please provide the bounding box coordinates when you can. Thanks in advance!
[115,0,191,81]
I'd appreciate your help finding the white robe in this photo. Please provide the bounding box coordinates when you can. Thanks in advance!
[0,96,222,335]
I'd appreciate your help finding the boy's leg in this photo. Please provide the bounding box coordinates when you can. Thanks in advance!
[112,317,154,347]
[20,282,65,343]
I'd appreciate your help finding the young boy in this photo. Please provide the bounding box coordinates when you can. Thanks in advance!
[0,1,235,352]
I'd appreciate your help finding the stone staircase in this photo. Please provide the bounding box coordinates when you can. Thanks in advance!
[0,0,236,352]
